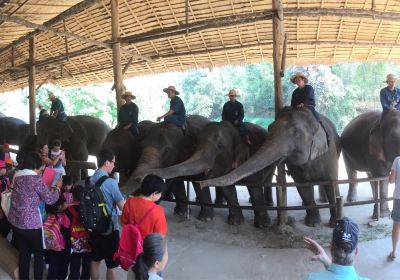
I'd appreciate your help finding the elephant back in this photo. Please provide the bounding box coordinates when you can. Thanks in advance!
[0,117,27,146]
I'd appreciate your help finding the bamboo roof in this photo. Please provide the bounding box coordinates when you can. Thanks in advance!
[1,0,400,93]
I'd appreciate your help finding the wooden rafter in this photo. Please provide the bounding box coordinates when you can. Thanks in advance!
[0,14,153,62]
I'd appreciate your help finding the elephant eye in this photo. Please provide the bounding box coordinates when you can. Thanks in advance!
[217,142,223,149]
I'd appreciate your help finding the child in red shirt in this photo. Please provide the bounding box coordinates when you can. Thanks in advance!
[121,174,168,238]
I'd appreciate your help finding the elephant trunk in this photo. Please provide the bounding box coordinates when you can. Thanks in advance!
[198,135,289,188]
[148,153,212,179]
[125,147,162,188]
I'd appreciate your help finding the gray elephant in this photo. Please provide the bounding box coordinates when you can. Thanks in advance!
[146,121,274,227]
[199,107,340,227]
[37,115,111,161]
[101,120,155,184]
[124,115,210,215]
[0,117,30,146]
[341,110,400,218]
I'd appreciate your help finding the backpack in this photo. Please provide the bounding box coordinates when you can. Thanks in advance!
[67,205,91,253]
[113,204,157,271]
[79,175,111,234]
[43,214,65,251]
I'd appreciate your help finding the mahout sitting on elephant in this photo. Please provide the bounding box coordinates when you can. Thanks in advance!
[146,121,274,227]
[123,115,210,216]
[341,109,400,218]
[199,107,340,227]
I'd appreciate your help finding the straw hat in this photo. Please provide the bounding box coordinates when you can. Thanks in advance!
[226,89,240,97]
[122,91,136,99]
[48,91,56,99]
[163,85,180,95]
[290,72,308,84]
[385,74,397,83]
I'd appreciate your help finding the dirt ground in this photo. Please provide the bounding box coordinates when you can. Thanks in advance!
[163,155,393,250]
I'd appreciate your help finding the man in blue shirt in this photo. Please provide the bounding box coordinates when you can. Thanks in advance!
[222,89,251,145]
[380,73,400,120]
[304,217,369,280]
[90,149,126,280]
[117,91,139,136]
[48,92,67,122]
[290,72,319,121]
[157,85,186,128]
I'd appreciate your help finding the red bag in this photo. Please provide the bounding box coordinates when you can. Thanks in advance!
[114,204,156,271]
[68,205,91,253]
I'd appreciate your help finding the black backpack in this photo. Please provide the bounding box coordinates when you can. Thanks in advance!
[79,175,111,234]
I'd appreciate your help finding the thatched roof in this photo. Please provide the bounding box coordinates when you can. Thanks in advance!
[1,0,400,93]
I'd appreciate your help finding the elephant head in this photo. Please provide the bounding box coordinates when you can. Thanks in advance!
[381,109,400,162]
[37,116,74,146]
[199,107,331,188]
[146,121,247,181]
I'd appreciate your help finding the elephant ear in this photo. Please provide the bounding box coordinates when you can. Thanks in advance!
[309,123,329,161]
[369,123,386,161]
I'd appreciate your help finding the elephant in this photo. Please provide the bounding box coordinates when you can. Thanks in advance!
[101,120,155,184]
[37,115,111,163]
[341,110,400,218]
[0,117,30,147]
[124,115,210,215]
[198,107,340,227]
[146,121,274,227]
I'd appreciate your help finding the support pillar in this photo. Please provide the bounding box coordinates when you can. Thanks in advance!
[111,0,124,118]
[272,0,287,225]
[28,37,36,135]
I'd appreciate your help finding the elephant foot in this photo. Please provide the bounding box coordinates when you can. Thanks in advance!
[266,201,274,207]
[304,213,321,227]
[328,217,336,228]
[215,197,227,206]
[227,211,244,226]
[372,204,391,219]
[346,195,357,203]
[174,205,189,217]
[254,213,271,228]
[197,208,214,222]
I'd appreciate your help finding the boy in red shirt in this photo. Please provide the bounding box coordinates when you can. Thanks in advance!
[121,175,168,238]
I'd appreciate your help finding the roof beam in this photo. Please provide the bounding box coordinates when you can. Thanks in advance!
[0,14,153,62]
[0,0,101,55]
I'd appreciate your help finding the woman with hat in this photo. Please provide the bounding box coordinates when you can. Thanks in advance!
[157,86,186,128]
[290,72,320,121]
[380,73,400,120]
[222,89,251,144]
[118,91,139,136]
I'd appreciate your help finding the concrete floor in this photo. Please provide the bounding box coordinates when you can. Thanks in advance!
[0,236,395,280]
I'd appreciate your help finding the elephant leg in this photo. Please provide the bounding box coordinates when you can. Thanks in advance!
[192,182,213,221]
[318,186,328,203]
[167,179,188,216]
[323,184,337,227]
[247,186,270,228]
[264,186,274,206]
[373,179,390,218]
[214,188,226,206]
[296,185,321,227]
[221,185,244,225]
[344,154,358,202]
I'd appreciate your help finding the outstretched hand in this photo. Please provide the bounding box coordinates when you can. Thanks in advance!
[304,236,332,269]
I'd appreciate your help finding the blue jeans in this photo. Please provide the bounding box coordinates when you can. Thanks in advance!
[165,115,185,127]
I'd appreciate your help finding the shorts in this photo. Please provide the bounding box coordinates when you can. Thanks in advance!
[90,230,120,269]
[392,199,400,223]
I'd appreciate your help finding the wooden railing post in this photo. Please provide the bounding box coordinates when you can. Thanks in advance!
[335,196,344,220]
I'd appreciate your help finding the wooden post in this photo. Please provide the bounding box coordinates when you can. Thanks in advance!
[335,196,344,220]
[111,0,124,117]
[28,37,36,135]
[273,0,286,225]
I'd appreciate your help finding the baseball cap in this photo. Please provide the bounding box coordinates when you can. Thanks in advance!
[332,217,359,253]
